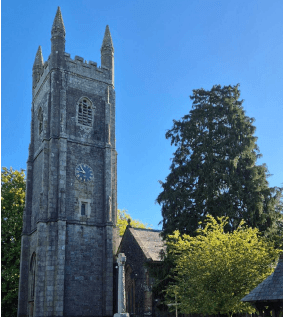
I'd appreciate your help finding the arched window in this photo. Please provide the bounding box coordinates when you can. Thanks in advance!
[125,265,135,314]
[38,108,43,134]
[77,98,93,127]
[30,252,36,300]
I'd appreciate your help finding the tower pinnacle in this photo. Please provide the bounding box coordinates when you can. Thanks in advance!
[51,7,66,56]
[101,25,114,51]
[32,46,44,88]
[33,46,44,69]
[101,25,114,84]
[51,6,65,38]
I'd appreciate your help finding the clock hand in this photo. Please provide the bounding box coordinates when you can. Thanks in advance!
[79,164,86,173]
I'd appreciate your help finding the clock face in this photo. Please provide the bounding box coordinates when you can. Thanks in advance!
[75,163,94,182]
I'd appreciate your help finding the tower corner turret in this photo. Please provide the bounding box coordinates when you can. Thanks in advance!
[51,7,66,57]
[32,46,44,89]
[101,25,114,84]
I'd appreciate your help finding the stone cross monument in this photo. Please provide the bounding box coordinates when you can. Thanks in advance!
[114,253,130,317]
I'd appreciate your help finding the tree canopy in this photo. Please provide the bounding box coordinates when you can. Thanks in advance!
[157,84,282,238]
[117,209,152,236]
[165,215,281,316]
[1,167,26,317]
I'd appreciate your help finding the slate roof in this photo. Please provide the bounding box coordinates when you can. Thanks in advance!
[241,254,283,303]
[129,228,165,262]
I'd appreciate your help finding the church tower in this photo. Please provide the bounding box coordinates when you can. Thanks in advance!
[18,7,117,317]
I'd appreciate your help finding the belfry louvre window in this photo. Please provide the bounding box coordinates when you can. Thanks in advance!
[78,98,92,127]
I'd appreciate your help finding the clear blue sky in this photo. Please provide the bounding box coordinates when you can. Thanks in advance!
[2,0,283,229]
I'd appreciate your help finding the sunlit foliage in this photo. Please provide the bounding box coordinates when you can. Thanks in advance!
[117,209,151,236]
[165,215,281,316]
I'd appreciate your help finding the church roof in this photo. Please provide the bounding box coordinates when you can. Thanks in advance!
[241,254,283,303]
[129,227,165,262]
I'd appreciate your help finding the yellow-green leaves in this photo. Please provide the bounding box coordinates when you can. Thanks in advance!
[165,215,281,316]
[116,209,152,236]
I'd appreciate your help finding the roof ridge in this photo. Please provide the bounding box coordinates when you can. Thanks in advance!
[130,227,162,233]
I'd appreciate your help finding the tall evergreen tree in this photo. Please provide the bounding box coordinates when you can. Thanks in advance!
[157,84,282,238]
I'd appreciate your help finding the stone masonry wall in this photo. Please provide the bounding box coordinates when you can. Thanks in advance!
[65,142,104,222]
[64,224,104,316]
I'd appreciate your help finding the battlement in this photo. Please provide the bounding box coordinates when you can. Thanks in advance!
[33,52,112,96]
[64,53,111,84]
[64,52,107,70]
[64,52,110,81]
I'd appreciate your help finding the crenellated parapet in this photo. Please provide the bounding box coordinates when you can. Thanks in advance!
[32,52,113,99]
[64,53,112,83]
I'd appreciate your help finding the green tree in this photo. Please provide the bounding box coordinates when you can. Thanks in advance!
[165,215,281,316]
[117,209,152,236]
[1,167,26,317]
[157,84,282,238]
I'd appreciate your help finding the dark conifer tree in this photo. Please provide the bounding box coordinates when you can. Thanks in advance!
[157,84,282,238]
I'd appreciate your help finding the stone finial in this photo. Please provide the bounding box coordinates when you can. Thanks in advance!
[101,25,114,51]
[33,46,44,69]
[127,218,131,227]
[51,6,66,37]
[32,46,44,88]
[117,253,126,266]
[101,25,114,84]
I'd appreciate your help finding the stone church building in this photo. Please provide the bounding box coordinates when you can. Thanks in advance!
[18,7,166,317]
[18,7,118,317]
[17,7,166,317]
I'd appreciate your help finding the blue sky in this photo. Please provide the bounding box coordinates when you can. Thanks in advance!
[2,0,283,229]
